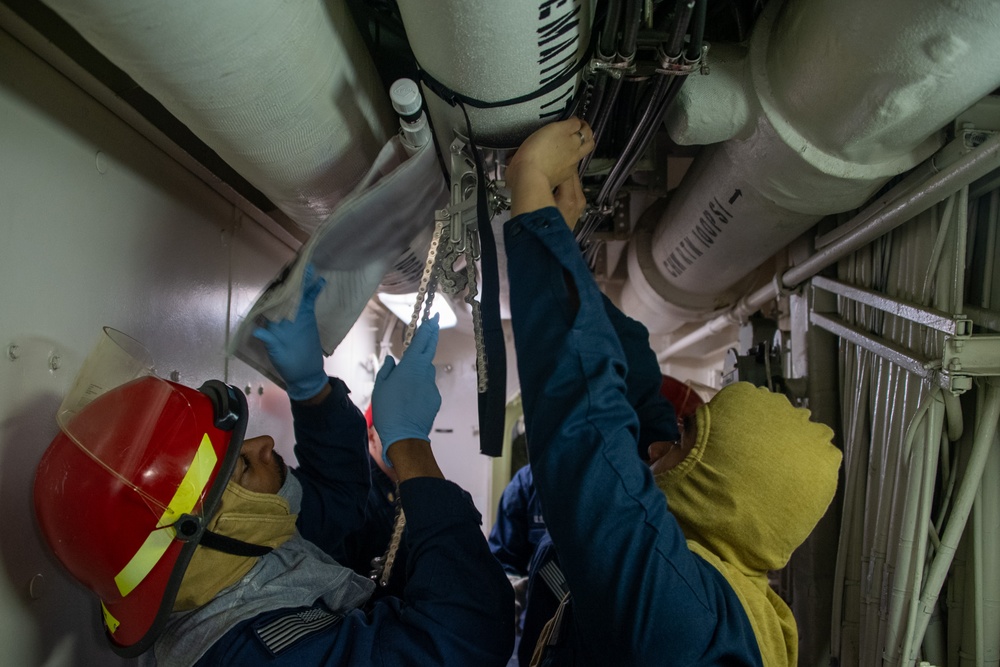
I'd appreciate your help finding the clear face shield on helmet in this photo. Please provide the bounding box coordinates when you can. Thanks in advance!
[56,328,179,515]
[35,327,249,656]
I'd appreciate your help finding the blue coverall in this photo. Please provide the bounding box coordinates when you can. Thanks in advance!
[197,378,514,665]
[340,454,408,600]
[504,208,762,666]
[487,464,547,578]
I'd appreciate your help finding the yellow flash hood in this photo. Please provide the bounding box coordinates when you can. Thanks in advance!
[656,382,842,665]
[173,481,298,611]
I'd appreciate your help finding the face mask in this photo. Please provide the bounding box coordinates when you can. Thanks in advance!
[174,480,299,611]
[276,470,302,514]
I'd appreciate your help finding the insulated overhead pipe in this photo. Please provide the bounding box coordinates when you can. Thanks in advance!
[43,0,394,233]
[395,0,593,148]
[657,130,1000,361]
[623,0,1000,333]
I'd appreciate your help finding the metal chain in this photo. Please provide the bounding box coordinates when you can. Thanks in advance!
[373,144,493,584]
[464,237,488,391]
[375,505,405,587]
[403,211,448,349]
[372,211,448,588]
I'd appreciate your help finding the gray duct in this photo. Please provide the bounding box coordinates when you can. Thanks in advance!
[622,0,1000,333]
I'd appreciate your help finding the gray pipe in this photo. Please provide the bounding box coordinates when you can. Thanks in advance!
[658,131,1000,361]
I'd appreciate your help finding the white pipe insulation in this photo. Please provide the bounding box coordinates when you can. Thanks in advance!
[623,0,1000,333]
[42,0,394,233]
[394,0,592,148]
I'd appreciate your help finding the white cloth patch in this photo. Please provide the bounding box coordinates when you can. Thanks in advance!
[230,136,448,387]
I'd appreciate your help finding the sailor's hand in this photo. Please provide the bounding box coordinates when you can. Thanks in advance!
[507,118,594,194]
[372,315,442,467]
[253,264,329,401]
[554,174,587,231]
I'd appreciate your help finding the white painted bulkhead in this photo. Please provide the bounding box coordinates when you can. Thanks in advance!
[0,25,496,666]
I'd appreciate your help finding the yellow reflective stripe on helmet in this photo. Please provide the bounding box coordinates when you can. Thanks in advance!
[101,601,120,633]
[113,434,219,597]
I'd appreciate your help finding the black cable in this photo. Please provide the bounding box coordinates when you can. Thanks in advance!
[579,0,640,176]
[686,0,707,60]
[599,0,624,57]
[664,0,697,58]
[619,0,642,60]
[591,0,697,208]
[605,76,684,197]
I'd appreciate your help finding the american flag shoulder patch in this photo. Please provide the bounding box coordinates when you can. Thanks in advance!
[254,607,343,655]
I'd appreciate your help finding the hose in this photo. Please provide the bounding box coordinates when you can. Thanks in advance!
[599,0,624,57]
[664,0,697,58]
[619,0,642,59]
[686,0,707,60]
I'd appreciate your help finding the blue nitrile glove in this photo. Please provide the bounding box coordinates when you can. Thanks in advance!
[372,314,442,467]
[253,264,329,401]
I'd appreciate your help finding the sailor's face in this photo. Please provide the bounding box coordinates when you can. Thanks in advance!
[233,435,287,494]
[648,413,697,476]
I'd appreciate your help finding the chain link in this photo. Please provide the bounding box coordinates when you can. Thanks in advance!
[372,141,494,586]
[372,212,449,588]
[403,212,448,349]
[375,505,405,587]
[465,241,488,392]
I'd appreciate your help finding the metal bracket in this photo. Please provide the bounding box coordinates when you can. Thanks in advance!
[445,138,479,249]
[588,55,636,80]
[655,43,710,77]
[941,335,1000,378]
[810,277,999,394]
[812,276,972,337]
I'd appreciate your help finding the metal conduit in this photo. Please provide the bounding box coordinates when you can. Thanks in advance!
[979,429,1000,664]
[658,131,1000,361]
[889,394,945,666]
[883,393,939,666]
[831,168,967,663]
[829,345,871,662]
[905,379,1000,662]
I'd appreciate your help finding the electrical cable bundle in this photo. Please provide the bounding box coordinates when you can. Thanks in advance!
[575,0,708,263]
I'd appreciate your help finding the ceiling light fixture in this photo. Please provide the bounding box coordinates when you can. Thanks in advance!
[377,293,457,329]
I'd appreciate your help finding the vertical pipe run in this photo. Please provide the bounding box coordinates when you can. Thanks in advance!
[954,187,970,315]
[831,345,872,664]
[974,483,984,666]
[908,379,1000,660]
[979,419,1000,665]
[983,191,999,308]
[883,395,936,666]
[898,395,944,665]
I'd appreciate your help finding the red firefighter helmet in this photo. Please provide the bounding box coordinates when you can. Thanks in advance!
[659,374,705,420]
[33,335,247,657]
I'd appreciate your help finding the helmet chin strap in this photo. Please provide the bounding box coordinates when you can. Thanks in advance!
[174,513,274,557]
[198,529,273,557]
